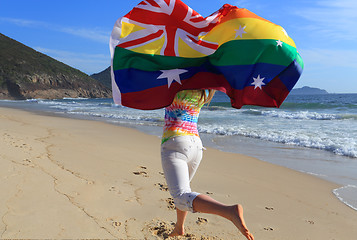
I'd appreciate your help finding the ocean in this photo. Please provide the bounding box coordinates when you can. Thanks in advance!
[1,92,356,211]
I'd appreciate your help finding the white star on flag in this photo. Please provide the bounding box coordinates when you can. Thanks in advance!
[157,69,188,88]
[276,40,283,47]
[251,75,266,90]
[235,25,247,38]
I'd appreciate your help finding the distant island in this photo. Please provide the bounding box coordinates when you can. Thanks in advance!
[290,86,329,95]
[0,33,111,100]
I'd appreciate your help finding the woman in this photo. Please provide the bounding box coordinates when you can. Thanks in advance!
[161,89,254,240]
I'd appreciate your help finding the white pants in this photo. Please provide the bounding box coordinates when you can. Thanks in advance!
[161,135,204,212]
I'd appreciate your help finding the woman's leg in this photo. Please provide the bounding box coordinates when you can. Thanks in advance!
[192,194,254,240]
[169,208,188,236]
[161,136,203,236]
[161,150,193,237]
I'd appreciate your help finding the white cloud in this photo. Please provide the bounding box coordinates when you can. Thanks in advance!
[35,47,110,74]
[298,47,357,93]
[300,48,357,69]
[295,0,357,41]
[60,27,109,44]
[0,17,48,27]
[0,17,110,44]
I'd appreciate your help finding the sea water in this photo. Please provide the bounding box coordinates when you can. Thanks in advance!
[1,92,356,210]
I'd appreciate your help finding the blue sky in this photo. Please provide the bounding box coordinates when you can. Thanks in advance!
[1,0,356,93]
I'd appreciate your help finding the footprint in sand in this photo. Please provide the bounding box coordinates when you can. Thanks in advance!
[165,198,176,210]
[109,186,121,194]
[148,220,174,238]
[148,220,212,239]
[265,206,274,211]
[264,227,274,231]
[133,171,148,177]
[306,220,315,225]
[196,217,208,225]
[22,159,35,167]
[155,183,169,192]
[112,221,122,227]
[106,218,122,228]
[133,166,149,177]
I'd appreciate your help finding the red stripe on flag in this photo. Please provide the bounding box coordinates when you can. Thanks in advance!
[231,77,289,109]
[263,76,290,107]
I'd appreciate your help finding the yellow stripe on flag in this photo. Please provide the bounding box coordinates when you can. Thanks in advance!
[202,17,296,48]
[130,35,166,55]
[120,22,146,39]
[178,37,207,58]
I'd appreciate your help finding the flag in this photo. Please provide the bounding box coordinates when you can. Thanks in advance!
[110,0,303,110]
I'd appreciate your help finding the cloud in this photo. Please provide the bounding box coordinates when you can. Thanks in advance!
[60,27,109,44]
[35,47,110,74]
[0,17,110,44]
[295,0,357,41]
[300,48,357,69]
[0,17,48,28]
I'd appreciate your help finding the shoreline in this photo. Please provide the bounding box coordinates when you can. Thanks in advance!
[1,107,357,239]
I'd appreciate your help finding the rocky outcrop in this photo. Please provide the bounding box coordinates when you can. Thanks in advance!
[91,67,111,89]
[0,33,111,100]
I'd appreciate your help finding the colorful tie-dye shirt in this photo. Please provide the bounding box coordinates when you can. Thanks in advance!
[162,90,205,144]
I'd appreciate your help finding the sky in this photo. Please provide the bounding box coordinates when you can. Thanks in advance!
[1,0,356,93]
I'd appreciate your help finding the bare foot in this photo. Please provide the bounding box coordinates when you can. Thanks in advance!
[229,204,254,240]
[169,224,184,237]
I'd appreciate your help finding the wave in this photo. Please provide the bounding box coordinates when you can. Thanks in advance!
[281,102,357,110]
[240,109,357,121]
[67,111,164,124]
[198,124,357,158]
[62,97,89,100]
[30,98,356,158]
[261,110,342,120]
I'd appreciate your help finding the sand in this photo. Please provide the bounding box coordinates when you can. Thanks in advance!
[1,107,356,239]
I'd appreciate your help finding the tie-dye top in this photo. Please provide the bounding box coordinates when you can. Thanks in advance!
[162,90,205,144]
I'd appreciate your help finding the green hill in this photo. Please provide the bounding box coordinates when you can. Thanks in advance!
[0,33,111,99]
[90,66,111,89]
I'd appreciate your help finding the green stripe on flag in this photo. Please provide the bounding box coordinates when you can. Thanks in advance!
[295,52,304,69]
[210,39,297,67]
[113,48,205,71]
[113,39,298,71]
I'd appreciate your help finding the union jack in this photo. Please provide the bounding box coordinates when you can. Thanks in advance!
[116,0,221,56]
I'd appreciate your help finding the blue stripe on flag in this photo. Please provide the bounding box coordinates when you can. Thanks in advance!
[114,62,292,93]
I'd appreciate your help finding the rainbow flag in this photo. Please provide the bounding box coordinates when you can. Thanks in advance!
[110,0,303,110]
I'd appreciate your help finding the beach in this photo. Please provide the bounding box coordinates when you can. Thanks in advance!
[1,107,357,239]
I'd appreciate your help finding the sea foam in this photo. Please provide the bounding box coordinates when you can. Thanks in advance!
[333,185,357,211]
